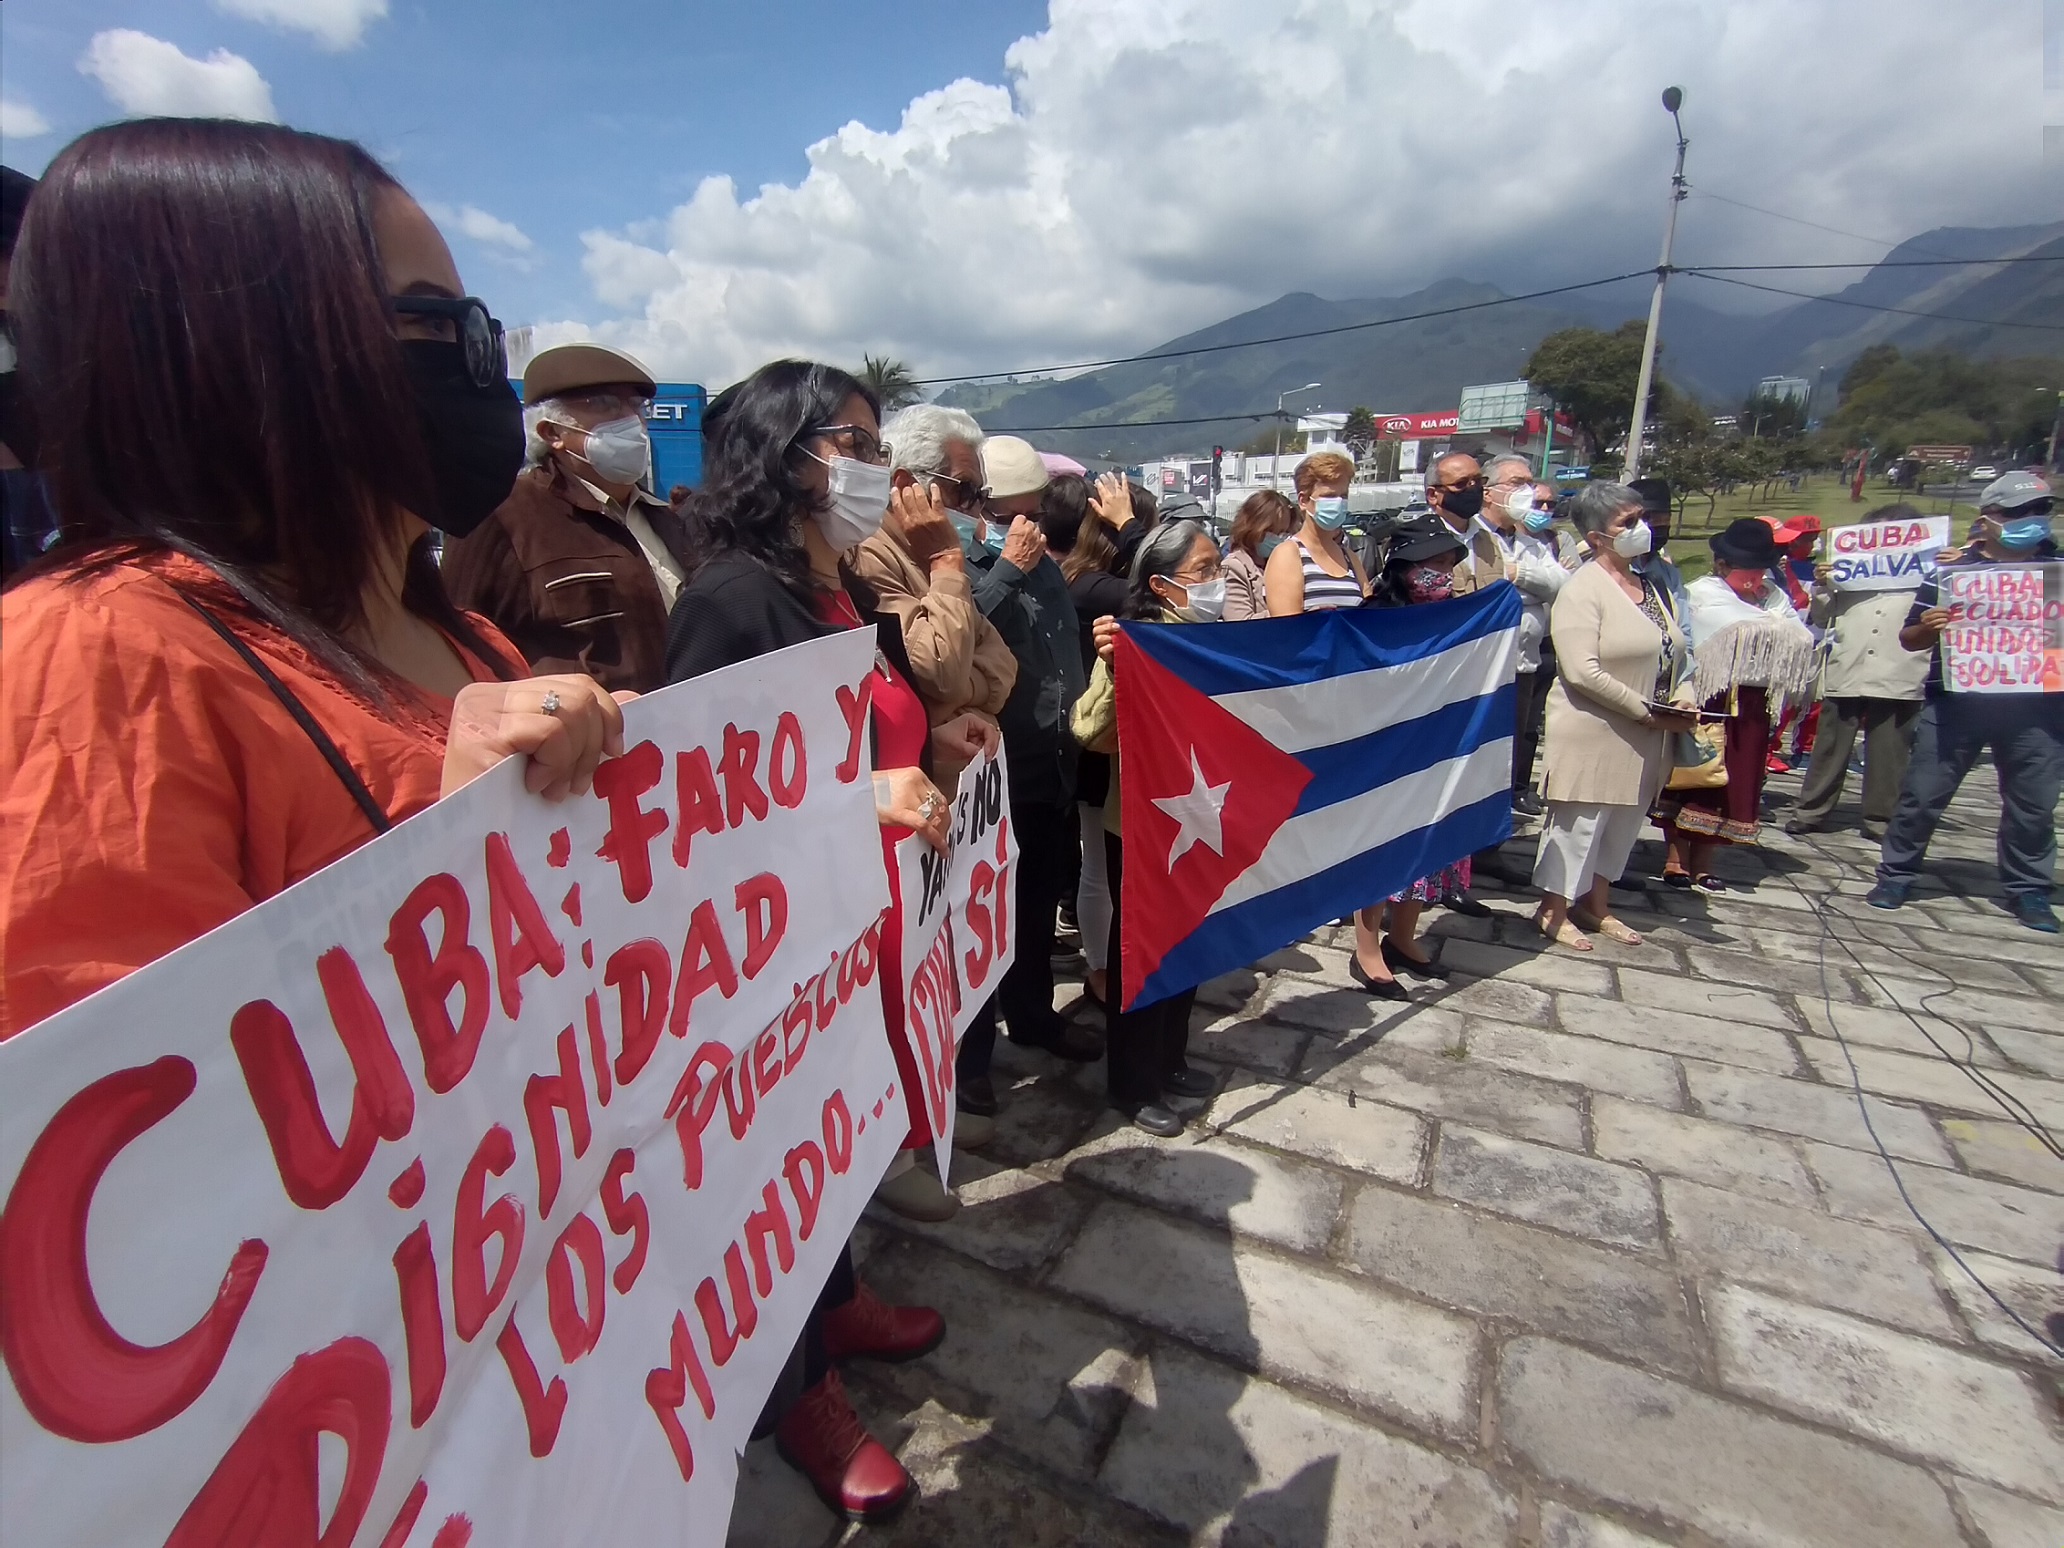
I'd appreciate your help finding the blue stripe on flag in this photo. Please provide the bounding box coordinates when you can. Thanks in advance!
[1293,681,1518,815]
[1125,583,1523,698]
[1134,790,1514,1008]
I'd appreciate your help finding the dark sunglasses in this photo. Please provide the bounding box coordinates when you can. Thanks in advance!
[927,472,990,513]
[392,295,508,389]
[806,423,890,465]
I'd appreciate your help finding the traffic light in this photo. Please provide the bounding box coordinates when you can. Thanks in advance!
[1211,445,1224,492]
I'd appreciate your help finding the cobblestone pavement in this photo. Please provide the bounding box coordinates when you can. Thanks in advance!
[729,768,2064,1547]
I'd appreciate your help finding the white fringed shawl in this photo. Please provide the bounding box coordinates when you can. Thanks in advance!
[1683,574,1818,706]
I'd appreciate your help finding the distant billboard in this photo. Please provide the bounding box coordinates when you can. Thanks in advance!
[1458,381,1533,433]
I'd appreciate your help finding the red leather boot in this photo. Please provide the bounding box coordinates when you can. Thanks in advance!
[773,1369,912,1522]
[820,1281,945,1364]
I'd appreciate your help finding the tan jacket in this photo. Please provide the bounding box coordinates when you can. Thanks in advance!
[1809,586,1929,701]
[852,530,1017,785]
[1222,547,1269,622]
[1447,519,1502,597]
[1540,560,1685,807]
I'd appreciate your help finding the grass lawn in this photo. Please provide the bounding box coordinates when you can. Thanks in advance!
[1663,476,1979,582]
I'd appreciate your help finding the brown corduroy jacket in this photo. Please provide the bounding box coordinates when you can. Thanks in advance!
[441,465,690,695]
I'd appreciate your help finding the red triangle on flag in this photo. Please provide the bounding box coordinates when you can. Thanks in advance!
[1114,629,1312,1008]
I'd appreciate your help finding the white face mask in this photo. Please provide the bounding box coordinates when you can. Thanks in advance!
[1168,575,1227,622]
[1503,487,1536,524]
[557,415,650,485]
[1610,520,1653,559]
[808,451,892,550]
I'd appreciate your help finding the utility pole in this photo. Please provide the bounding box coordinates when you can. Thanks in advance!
[1622,87,1688,481]
[2044,388,2062,474]
[1272,382,1321,489]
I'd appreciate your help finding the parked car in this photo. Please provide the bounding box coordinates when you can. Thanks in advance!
[1970,464,2000,481]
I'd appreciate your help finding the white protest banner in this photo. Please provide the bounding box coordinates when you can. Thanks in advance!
[893,746,1018,1184]
[0,630,905,1548]
[1826,515,1949,591]
[1941,562,2064,693]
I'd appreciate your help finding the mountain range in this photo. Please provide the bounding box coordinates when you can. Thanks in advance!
[938,222,2064,464]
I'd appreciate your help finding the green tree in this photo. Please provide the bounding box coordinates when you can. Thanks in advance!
[1828,344,2064,459]
[859,353,923,411]
[1524,321,1654,461]
[1741,389,1807,442]
[1341,405,1378,455]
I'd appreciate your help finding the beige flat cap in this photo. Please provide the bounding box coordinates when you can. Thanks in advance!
[523,342,657,404]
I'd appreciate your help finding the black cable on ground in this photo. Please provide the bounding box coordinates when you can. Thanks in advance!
[1771,825,2062,1357]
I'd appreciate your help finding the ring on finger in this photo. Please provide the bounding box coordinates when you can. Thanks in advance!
[918,792,943,823]
[540,689,563,717]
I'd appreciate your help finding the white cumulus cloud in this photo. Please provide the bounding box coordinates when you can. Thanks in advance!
[212,0,389,51]
[543,0,2039,389]
[78,30,277,122]
[1,98,53,139]
[425,201,536,254]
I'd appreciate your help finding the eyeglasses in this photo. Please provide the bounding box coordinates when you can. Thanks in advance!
[926,472,991,514]
[391,295,507,389]
[1439,475,1485,493]
[556,389,653,419]
[807,423,890,465]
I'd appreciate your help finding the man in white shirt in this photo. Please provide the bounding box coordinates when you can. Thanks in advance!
[1475,454,1570,815]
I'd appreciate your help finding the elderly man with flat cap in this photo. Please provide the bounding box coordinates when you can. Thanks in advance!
[443,342,689,695]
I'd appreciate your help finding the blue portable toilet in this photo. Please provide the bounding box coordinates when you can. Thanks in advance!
[647,383,707,497]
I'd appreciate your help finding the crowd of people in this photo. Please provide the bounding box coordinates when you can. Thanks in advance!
[1,120,2059,1525]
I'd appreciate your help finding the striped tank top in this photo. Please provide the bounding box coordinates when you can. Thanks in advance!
[1295,535,1363,612]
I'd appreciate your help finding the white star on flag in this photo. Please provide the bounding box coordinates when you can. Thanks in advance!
[1152,749,1231,867]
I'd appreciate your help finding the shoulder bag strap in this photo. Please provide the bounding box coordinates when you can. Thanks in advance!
[175,592,394,835]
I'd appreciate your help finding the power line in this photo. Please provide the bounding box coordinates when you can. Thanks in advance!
[913,269,1657,386]
[1680,269,2064,331]
[1685,256,2064,272]
[1688,189,1972,260]
[925,254,2063,398]
[976,410,1281,435]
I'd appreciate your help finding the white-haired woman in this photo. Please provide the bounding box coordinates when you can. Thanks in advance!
[1532,482,1697,951]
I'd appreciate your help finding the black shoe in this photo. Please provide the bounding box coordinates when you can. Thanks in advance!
[1120,1101,1184,1138]
[1381,938,1450,980]
[1512,790,1546,818]
[1348,956,1412,1001]
[957,1073,999,1117]
[1864,880,1910,911]
[1859,823,1886,843]
[1163,1067,1217,1100]
[1783,816,1822,836]
[1009,1021,1105,1063]
[2010,894,2060,933]
[1444,893,1493,919]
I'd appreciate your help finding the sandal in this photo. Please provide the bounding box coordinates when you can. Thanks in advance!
[1533,910,1594,952]
[1662,869,1693,889]
[1572,911,1643,945]
[1694,874,1727,894]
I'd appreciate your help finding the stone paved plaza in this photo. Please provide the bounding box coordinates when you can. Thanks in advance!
[730,768,2064,1547]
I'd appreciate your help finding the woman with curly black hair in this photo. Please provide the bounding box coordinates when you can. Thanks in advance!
[664,358,994,1524]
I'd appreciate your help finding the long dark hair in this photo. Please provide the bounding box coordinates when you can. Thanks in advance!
[1039,474,1089,555]
[10,117,504,697]
[1229,489,1297,560]
[686,359,879,606]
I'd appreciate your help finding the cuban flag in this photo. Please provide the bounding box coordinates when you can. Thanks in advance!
[1114,583,1522,1008]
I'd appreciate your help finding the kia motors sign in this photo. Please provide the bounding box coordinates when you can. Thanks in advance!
[1376,411,1460,440]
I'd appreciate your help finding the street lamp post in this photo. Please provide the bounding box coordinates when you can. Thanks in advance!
[1623,87,1688,482]
[1273,382,1322,489]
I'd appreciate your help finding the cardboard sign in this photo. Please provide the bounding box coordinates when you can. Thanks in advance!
[1941,563,2064,693]
[0,631,904,1548]
[1826,516,1949,591]
[893,747,1019,1185]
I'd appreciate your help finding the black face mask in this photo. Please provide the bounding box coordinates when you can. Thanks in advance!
[1439,483,1484,520]
[400,339,521,537]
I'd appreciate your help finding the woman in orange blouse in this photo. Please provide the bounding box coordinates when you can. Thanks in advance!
[1,119,625,1036]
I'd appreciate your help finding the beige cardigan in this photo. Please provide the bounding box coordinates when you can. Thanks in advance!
[1540,559,1686,807]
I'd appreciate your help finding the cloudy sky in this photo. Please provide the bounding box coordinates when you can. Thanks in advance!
[1,0,2047,388]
